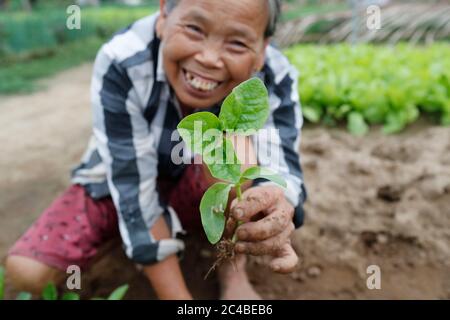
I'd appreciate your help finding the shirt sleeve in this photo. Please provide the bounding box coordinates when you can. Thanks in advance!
[252,57,308,228]
[90,43,184,264]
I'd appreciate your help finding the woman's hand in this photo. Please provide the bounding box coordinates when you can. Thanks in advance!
[227,185,298,274]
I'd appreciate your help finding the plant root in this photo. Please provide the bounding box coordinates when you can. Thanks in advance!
[204,239,236,280]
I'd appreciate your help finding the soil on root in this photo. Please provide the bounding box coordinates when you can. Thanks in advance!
[204,239,236,280]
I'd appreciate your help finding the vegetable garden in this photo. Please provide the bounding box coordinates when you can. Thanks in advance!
[285,43,450,135]
[0,0,449,300]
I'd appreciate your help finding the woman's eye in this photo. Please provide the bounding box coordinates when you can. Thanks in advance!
[186,24,203,34]
[231,40,247,48]
[228,40,248,53]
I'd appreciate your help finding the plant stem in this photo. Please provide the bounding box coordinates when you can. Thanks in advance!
[231,183,243,243]
[235,183,242,201]
[231,221,243,243]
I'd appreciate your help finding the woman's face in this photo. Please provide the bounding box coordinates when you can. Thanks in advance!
[157,0,269,109]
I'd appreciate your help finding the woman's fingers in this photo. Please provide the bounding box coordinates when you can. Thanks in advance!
[224,214,237,239]
[234,222,294,256]
[235,202,294,241]
[269,242,298,274]
[225,185,298,274]
[230,186,283,222]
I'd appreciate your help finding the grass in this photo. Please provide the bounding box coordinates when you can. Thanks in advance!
[0,37,104,94]
[0,5,156,54]
[0,5,156,95]
[1,0,158,11]
[281,3,349,22]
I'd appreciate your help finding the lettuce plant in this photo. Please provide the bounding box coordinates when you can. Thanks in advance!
[284,44,450,134]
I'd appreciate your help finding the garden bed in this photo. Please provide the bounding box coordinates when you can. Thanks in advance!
[1,64,449,299]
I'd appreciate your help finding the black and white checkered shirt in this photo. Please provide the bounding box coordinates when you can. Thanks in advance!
[71,12,307,265]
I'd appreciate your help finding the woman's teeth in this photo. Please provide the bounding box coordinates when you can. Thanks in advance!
[185,71,219,92]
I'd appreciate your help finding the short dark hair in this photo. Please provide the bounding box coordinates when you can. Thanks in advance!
[164,0,281,38]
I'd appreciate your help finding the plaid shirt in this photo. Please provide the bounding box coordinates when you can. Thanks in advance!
[71,12,307,265]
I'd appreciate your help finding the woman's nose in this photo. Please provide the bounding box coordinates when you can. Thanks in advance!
[194,43,225,69]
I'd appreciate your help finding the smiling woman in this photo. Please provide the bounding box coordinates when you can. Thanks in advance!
[156,0,281,110]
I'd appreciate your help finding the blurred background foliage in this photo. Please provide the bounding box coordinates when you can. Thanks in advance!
[0,0,449,134]
[0,1,159,55]
[0,0,158,93]
[285,43,450,134]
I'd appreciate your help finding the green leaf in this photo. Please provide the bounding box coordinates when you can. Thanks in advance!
[107,284,129,300]
[204,138,241,183]
[16,292,32,300]
[405,104,419,123]
[177,112,222,155]
[334,104,351,120]
[347,112,369,136]
[0,266,5,300]
[61,292,80,300]
[219,78,270,133]
[200,183,233,244]
[42,282,58,300]
[240,166,287,188]
[382,111,407,134]
[302,105,322,123]
[363,104,387,124]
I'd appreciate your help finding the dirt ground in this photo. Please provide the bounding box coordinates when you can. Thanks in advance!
[1,64,449,299]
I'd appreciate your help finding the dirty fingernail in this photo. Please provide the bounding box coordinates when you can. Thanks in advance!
[234,208,244,219]
[273,265,280,271]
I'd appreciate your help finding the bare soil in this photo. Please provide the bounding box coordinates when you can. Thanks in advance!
[1,64,449,299]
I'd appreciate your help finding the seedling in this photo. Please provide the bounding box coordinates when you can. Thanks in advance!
[40,282,129,300]
[41,282,129,300]
[0,266,4,300]
[0,267,128,300]
[177,78,286,272]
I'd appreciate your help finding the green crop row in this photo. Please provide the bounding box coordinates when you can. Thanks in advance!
[0,5,155,56]
[284,43,450,134]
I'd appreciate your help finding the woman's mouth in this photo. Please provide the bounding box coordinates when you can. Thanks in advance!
[182,69,221,93]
